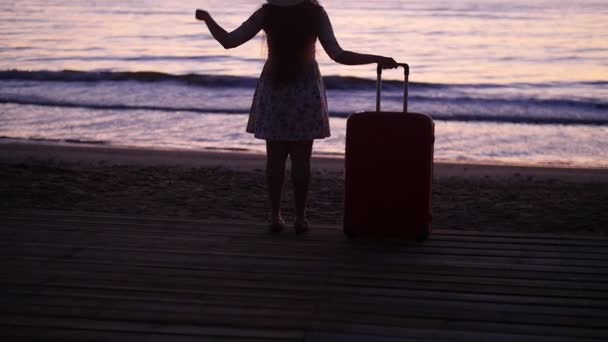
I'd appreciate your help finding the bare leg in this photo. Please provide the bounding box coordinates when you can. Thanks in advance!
[290,141,313,225]
[266,141,289,226]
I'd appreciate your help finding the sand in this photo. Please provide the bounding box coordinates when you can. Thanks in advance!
[1,140,607,235]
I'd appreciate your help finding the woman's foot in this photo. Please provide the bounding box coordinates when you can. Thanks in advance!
[294,219,309,235]
[269,218,285,233]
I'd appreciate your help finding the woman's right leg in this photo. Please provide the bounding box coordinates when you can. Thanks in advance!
[266,140,290,225]
[289,141,313,227]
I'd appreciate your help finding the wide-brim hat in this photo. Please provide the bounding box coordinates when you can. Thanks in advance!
[267,0,307,6]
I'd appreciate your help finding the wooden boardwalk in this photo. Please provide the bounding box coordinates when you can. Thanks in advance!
[2,210,608,341]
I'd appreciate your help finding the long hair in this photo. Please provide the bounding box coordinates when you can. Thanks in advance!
[262,1,322,83]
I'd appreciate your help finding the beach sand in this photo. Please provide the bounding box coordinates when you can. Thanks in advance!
[1,140,607,235]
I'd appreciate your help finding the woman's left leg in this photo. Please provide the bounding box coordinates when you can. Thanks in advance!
[266,140,290,229]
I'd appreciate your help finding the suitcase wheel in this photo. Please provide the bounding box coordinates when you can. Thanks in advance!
[416,231,430,241]
[344,229,356,239]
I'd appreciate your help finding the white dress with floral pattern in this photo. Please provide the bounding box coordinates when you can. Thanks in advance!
[211,5,344,141]
[246,61,330,141]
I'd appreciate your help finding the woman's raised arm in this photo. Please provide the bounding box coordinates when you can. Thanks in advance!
[196,8,264,49]
[318,8,397,69]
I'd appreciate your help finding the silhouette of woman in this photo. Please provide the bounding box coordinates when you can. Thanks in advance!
[196,0,398,234]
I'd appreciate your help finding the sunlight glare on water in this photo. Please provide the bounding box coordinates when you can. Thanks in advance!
[2,0,607,84]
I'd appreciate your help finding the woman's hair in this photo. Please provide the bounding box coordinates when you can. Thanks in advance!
[262,0,322,83]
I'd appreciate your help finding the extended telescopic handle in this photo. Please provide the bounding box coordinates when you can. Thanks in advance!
[376,63,409,112]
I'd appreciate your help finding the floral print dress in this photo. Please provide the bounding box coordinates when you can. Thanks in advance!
[246,61,330,141]
[212,5,344,141]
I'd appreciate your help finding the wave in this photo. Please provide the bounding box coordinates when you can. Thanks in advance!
[408,95,608,110]
[0,98,249,115]
[0,136,107,145]
[3,69,607,91]
[2,69,606,125]
[0,69,261,88]
[0,69,478,90]
[2,97,606,126]
[21,55,261,63]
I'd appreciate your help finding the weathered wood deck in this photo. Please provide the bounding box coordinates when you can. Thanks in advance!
[2,210,608,341]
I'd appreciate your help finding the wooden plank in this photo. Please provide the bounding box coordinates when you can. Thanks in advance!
[315,301,607,329]
[5,258,606,289]
[5,243,607,274]
[7,254,606,281]
[6,286,607,322]
[1,315,305,340]
[434,228,608,240]
[7,222,608,253]
[334,262,608,282]
[6,243,608,284]
[3,289,315,313]
[312,313,608,340]
[5,209,608,237]
[5,283,324,303]
[3,210,608,341]
[5,278,608,317]
[38,248,608,270]
[326,276,608,300]
[307,332,426,342]
[7,252,608,282]
[3,326,281,342]
[5,209,607,242]
[4,214,608,246]
[4,281,607,319]
[5,286,318,309]
[5,259,608,292]
[316,294,608,319]
[6,228,608,255]
[323,284,608,308]
[3,303,312,331]
[4,234,606,268]
[6,278,607,317]
[5,228,608,269]
[4,264,607,301]
[310,321,605,342]
[5,231,608,258]
[6,253,608,284]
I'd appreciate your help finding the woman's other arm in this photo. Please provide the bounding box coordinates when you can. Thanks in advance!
[318,8,398,69]
[195,9,263,49]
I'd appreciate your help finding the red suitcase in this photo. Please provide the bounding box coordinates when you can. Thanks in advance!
[344,64,434,240]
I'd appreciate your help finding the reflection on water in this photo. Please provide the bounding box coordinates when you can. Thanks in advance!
[2,0,607,84]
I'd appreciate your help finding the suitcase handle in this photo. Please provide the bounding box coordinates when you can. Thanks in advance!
[376,63,409,112]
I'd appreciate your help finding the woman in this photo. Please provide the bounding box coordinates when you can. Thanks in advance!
[196,0,398,234]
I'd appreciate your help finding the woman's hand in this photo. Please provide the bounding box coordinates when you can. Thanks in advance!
[195,9,210,22]
[378,56,399,69]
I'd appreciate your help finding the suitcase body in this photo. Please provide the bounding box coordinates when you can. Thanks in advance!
[344,64,434,239]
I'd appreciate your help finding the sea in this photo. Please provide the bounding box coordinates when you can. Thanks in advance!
[1,0,607,167]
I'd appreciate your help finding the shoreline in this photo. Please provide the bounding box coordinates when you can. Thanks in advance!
[1,139,606,235]
[1,139,606,183]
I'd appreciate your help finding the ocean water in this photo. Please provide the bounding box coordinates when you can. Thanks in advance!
[1,0,607,166]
